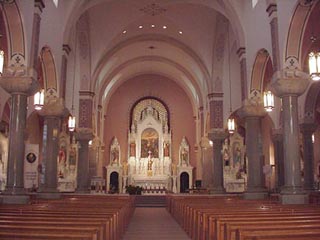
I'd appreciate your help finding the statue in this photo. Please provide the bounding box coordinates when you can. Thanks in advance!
[148,158,153,171]
[147,150,153,171]
[111,148,119,164]
[181,148,188,166]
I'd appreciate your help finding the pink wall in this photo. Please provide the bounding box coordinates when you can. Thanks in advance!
[103,74,196,168]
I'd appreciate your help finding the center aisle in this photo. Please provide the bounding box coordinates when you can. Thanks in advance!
[122,208,191,240]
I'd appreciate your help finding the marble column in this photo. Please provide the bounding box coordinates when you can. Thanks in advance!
[300,123,317,191]
[271,129,285,191]
[38,97,65,196]
[208,129,227,193]
[76,130,93,192]
[0,72,38,196]
[271,69,310,204]
[240,100,267,199]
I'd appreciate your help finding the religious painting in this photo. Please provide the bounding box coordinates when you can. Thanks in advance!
[140,128,159,158]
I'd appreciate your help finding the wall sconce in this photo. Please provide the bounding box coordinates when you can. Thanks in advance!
[309,51,320,81]
[227,117,235,134]
[263,91,274,112]
[34,89,44,110]
[68,115,76,132]
[0,50,4,75]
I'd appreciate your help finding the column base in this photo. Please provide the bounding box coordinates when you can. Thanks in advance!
[0,194,30,204]
[209,186,225,194]
[37,192,62,200]
[243,191,268,200]
[281,193,308,204]
[76,188,90,194]
[4,186,26,195]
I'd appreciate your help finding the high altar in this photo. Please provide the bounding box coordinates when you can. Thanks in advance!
[127,103,172,191]
[106,99,193,194]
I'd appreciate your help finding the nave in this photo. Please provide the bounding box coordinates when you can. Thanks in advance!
[122,208,190,240]
[1,193,320,239]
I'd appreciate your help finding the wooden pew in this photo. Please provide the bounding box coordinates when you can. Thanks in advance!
[0,194,135,240]
[166,195,320,240]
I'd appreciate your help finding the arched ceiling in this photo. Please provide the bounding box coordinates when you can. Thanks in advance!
[62,0,245,113]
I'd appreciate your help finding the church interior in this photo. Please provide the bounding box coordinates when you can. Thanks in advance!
[0,0,320,239]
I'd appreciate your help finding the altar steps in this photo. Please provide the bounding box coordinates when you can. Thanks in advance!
[135,195,167,207]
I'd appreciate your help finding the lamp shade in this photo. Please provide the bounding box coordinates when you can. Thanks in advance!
[309,51,320,81]
[68,115,76,132]
[0,50,4,75]
[227,117,235,134]
[34,89,44,111]
[263,91,274,112]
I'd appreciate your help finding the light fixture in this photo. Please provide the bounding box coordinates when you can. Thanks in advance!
[163,25,167,29]
[227,118,235,134]
[151,24,155,28]
[0,32,4,75]
[263,90,274,112]
[0,50,4,75]
[226,23,236,134]
[34,89,44,110]
[312,133,315,144]
[68,115,76,132]
[179,31,183,35]
[139,25,143,29]
[122,30,127,34]
[308,24,320,81]
[68,27,77,132]
[309,51,320,81]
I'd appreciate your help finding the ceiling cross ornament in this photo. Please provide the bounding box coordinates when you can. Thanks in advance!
[139,3,167,16]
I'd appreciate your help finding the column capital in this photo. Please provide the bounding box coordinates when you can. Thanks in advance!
[75,129,94,141]
[271,69,310,97]
[208,92,223,101]
[208,129,228,141]
[299,122,317,134]
[238,98,266,119]
[0,67,38,95]
[39,96,67,117]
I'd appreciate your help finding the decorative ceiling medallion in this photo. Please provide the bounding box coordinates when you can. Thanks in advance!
[140,3,167,16]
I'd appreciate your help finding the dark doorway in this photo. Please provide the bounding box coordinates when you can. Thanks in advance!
[180,172,189,193]
[110,171,119,193]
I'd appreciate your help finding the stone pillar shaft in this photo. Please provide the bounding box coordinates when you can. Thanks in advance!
[212,138,224,192]
[76,131,93,192]
[77,139,90,192]
[209,131,227,193]
[40,116,60,192]
[245,116,265,191]
[300,123,316,191]
[6,93,28,194]
[271,69,310,203]
[282,95,302,193]
[272,130,285,190]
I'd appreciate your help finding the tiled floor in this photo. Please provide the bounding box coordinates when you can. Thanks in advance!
[122,208,191,240]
